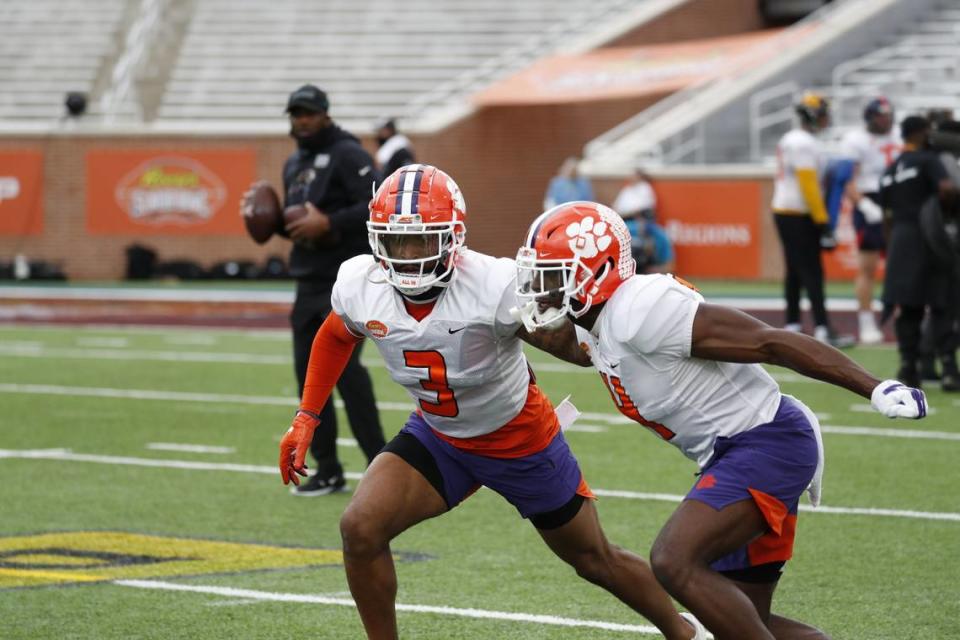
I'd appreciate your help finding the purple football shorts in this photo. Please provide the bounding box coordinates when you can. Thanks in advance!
[399,412,589,519]
[685,395,819,572]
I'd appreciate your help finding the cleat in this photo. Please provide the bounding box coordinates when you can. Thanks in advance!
[680,612,707,640]
[290,473,347,496]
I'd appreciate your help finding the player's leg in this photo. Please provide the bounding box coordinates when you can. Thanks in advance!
[652,498,775,640]
[856,249,882,343]
[476,426,698,640]
[340,415,474,640]
[335,339,387,464]
[537,498,700,640]
[731,574,830,639]
[651,397,819,640]
[774,215,803,328]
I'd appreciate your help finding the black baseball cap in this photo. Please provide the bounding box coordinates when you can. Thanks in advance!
[286,84,329,113]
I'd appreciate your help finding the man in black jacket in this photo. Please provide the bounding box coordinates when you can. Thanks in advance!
[270,84,387,495]
[880,115,958,390]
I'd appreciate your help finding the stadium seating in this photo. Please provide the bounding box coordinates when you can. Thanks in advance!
[0,0,128,120]
[155,0,641,127]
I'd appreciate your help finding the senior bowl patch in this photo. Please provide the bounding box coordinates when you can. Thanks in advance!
[365,320,389,338]
[0,532,340,589]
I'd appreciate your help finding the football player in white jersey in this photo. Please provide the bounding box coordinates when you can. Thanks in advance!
[772,92,853,348]
[277,166,705,640]
[514,201,927,640]
[840,97,901,344]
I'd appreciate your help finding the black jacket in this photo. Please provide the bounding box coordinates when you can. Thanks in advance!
[282,125,380,281]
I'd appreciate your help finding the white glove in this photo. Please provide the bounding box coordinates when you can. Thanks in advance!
[871,380,928,419]
[857,196,884,224]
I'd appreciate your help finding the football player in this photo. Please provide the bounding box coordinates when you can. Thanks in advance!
[278,166,705,640]
[840,97,901,344]
[772,92,853,348]
[514,201,927,640]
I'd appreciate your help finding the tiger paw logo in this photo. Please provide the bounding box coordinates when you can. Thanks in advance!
[565,216,611,259]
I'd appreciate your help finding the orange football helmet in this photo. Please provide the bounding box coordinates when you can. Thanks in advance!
[515,201,635,330]
[368,164,467,294]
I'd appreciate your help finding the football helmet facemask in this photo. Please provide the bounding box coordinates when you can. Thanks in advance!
[368,164,467,295]
[514,201,635,331]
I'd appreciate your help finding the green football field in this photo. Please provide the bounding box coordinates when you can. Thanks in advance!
[1,323,958,639]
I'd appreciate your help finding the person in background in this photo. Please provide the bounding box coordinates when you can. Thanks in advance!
[243,84,387,496]
[840,97,901,345]
[612,166,675,273]
[374,117,416,178]
[880,115,959,390]
[544,155,594,210]
[771,92,854,348]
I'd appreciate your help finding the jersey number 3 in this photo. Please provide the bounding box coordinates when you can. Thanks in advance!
[600,372,675,440]
[404,350,459,418]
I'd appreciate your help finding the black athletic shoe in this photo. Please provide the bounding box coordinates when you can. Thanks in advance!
[940,362,960,392]
[290,473,347,497]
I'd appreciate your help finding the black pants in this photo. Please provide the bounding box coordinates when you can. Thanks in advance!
[774,214,829,328]
[896,305,958,371]
[291,281,386,479]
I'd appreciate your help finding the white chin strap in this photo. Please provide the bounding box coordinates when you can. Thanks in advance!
[510,300,569,333]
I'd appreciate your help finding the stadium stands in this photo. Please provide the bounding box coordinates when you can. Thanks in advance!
[0,0,130,120]
[155,0,644,128]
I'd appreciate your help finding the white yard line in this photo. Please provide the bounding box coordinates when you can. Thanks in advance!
[0,342,840,380]
[2,448,957,523]
[114,579,663,634]
[1,383,957,443]
[146,443,236,454]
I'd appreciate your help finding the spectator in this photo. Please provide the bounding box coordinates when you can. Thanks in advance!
[840,97,901,345]
[612,164,657,220]
[771,91,853,348]
[243,84,387,495]
[374,117,416,178]
[543,156,594,210]
[612,166,674,273]
[879,115,958,390]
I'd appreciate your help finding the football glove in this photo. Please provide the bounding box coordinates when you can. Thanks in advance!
[817,224,837,251]
[279,409,321,485]
[857,196,884,224]
[870,380,927,419]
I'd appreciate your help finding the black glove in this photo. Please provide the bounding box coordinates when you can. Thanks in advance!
[818,224,837,251]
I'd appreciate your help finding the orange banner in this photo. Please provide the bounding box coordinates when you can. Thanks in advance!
[86,150,255,235]
[475,31,782,106]
[655,180,763,278]
[0,150,44,236]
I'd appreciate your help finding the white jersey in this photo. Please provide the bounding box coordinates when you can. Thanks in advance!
[840,128,901,194]
[579,274,782,468]
[331,250,530,438]
[772,128,824,212]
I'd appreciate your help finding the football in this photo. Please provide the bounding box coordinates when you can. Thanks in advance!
[243,182,282,244]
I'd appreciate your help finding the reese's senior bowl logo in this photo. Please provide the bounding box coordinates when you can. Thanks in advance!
[115,156,227,225]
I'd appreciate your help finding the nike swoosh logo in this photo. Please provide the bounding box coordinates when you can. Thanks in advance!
[359,166,371,176]
[448,327,466,334]
[611,362,619,369]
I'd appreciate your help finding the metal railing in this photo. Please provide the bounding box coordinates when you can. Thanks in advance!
[99,0,168,121]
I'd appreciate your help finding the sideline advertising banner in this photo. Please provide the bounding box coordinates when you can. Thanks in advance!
[0,150,44,236]
[86,150,255,235]
[655,180,763,279]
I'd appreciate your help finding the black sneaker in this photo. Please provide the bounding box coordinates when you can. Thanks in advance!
[941,361,960,392]
[290,473,347,497]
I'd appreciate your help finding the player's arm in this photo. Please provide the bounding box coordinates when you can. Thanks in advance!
[327,145,379,235]
[691,303,879,396]
[795,166,829,225]
[279,312,364,485]
[689,303,926,417]
[517,321,591,367]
